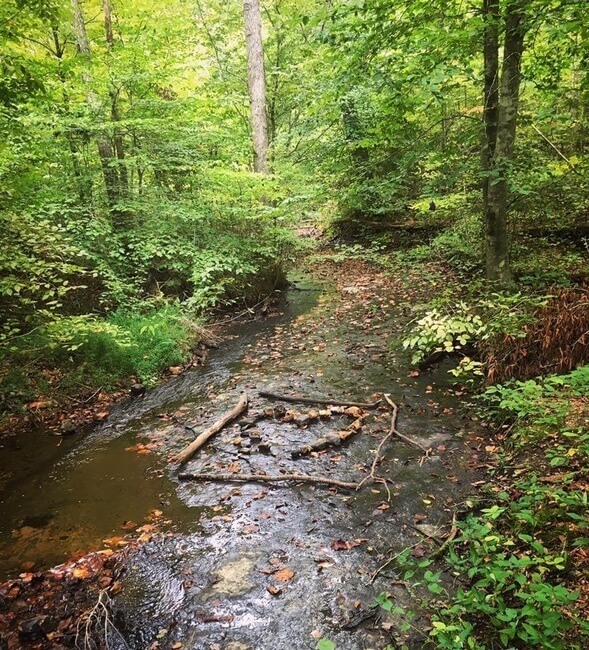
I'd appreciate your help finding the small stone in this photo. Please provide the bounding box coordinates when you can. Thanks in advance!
[18,617,45,640]
[267,585,282,596]
[258,442,272,454]
[130,383,146,398]
[60,420,76,435]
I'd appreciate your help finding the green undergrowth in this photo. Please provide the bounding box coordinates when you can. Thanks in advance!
[0,306,202,420]
[377,367,589,649]
[0,187,302,422]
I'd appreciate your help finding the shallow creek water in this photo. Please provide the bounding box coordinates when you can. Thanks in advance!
[0,269,482,649]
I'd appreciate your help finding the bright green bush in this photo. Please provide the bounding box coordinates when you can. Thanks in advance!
[403,302,486,364]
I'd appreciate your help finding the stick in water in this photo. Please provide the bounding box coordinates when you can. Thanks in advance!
[177,471,360,490]
[258,390,381,409]
[174,392,249,466]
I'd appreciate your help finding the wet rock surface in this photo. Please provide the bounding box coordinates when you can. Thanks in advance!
[0,261,484,648]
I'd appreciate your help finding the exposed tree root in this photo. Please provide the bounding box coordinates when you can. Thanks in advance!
[75,589,126,650]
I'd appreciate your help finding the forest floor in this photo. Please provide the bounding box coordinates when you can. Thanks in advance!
[7,246,587,648]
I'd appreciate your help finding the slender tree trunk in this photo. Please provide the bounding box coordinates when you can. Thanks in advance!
[483,0,527,284]
[341,96,369,165]
[51,23,90,203]
[70,0,121,214]
[103,0,128,195]
[242,0,269,173]
[482,0,499,206]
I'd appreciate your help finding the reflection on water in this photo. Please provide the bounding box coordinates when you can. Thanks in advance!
[0,278,321,579]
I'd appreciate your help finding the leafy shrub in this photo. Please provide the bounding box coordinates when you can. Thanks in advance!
[483,366,589,427]
[431,513,582,649]
[109,307,197,384]
[0,211,92,339]
[428,211,483,271]
[403,302,486,365]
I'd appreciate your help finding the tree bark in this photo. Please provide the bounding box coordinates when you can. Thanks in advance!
[103,0,128,196]
[70,0,120,213]
[482,0,499,207]
[243,0,269,173]
[483,0,527,284]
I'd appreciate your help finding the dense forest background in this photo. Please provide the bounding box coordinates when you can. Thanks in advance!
[1,0,587,411]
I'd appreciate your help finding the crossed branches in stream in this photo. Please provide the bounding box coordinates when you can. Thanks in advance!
[174,390,432,497]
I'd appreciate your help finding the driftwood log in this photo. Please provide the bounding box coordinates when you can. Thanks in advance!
[177,471,360,490]
[174,392,248,466]
[259,390,381,410]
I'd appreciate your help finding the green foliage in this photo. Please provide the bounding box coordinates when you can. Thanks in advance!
[428,209,483,272]
[435,514,581,649]
[403,302,486,365]
[0,211,92,338]
[382,367,589,649]
[0,306,201,416]
[316,639,335,650]
[483,366,589,426]
[402,289,551,376]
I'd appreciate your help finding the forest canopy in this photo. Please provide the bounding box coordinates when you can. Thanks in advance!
[1,0,587,411]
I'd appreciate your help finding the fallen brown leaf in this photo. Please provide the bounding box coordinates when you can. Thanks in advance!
[274,568,295,582]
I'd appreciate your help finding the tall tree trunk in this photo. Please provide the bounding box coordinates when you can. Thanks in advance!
[51,23,91,203]
[70,0,121,214]
[483,0,527,284]
[103,0,128,195]
[242,0,269,173]
[482,0,499,207]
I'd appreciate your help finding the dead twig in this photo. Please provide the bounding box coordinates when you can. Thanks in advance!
[75,589,127,650]
[357,394,399,493]
[383,394,431,455]
[370,540,426,583]
[259,390,381,410]
[430,512,459,558]
[84,386,103,404]
[178,470,360,490]
[174,392,248,466]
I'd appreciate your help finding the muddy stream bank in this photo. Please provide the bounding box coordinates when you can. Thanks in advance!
[1,260,484,649]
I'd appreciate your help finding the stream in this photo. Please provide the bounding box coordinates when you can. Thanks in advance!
[0,262,483,649]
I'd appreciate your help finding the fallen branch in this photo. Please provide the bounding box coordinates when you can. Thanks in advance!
[383,394,430,455]
[292,423,362,458]
[259,390,381,409]
[174,392,248,466]
[430,512,459,558]
[357,394,399,493]
[178,470,360,490]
